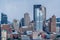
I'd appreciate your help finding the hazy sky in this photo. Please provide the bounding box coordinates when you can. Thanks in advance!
[0,0,60,22]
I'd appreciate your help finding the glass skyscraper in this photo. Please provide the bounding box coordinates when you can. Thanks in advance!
[33,5,46,32]
[19,18,25,27]
[1,13,8,24]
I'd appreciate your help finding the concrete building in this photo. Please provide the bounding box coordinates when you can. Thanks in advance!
[19,26,33,34]
[24,13,30,26]
[33,5,46,32]
[46,17,60,34]
[13,19,19,32]
[29,20,35,31]
[1,24,12,39]
[1,24,12,33]
[48,15,56,33]
[1,30,7,40]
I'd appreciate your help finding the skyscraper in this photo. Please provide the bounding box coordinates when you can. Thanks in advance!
[48,15,56,33]
[24,13,30,26]
[33,5,46,32]
[19,18,25,27]
[1,13,8,24]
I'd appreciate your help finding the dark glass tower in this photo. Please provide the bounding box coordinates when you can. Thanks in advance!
[33,5,46,32]
[1,13,8,24]
[19,18,25,27]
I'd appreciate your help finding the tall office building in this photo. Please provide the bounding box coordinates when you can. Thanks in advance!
[24,13,30,26]
[1,13,8,24]
[19,18,25,27]
[33,5,46,32]
[48,15,56,33]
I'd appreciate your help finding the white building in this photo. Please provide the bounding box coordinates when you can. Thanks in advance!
[13,19,19,32]
[1,30,7,40]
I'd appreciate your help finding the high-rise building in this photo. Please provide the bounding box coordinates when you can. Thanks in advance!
[13,19,19,32]
[48,15,56,33]
[19,18,25,27]
[56,18,60,33]
[46,17,60,33]
[1,13,8,24]
[33,5,46,32]
[24,13,30,26]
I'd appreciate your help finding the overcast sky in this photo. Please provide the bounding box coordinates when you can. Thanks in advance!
[0,0,60,22]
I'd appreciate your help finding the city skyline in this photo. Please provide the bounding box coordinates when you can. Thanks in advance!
[0,0,60,40]
[0,0,60,22]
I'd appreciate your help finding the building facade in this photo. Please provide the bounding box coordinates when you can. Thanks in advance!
[1,13,8,24]
[13,19,19,32]
[1,24,12,33]
[48,15,56,33]
[56,18,60,33]
[19,18,25,27]
[33,5,46,32]
[24,13,30,26]
[1,30,7,40]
